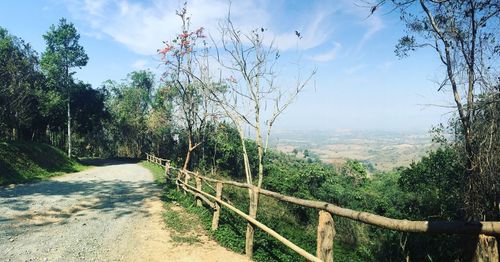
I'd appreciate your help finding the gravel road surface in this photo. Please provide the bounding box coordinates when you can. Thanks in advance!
[0,161,248,262]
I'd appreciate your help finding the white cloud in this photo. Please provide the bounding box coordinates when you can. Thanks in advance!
[65,0,271,55]
[334,0,385,51]
[309,42,342,62]
[345,63,367,74]
[132,59,148,70]
[356,15,384,50]
[64,0,337,55]
[273,10,333,51]
[82,31,103,39]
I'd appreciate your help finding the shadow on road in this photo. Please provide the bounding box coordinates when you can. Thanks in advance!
[79,158,141,167]
[0,168,160,229]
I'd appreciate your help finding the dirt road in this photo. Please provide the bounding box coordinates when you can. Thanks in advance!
[0,161,249,262]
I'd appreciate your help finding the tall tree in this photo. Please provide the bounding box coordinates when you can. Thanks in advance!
[369,0,499,259]
[41,18,88,157]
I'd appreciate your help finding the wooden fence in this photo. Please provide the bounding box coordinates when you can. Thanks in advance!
[146,153,500,262]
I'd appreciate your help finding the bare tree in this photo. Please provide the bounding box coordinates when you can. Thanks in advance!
[190,13,316,257]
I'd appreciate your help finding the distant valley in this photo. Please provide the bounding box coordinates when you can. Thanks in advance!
[271,129,436,171]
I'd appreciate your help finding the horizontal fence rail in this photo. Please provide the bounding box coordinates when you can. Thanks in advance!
[146,154,500,262]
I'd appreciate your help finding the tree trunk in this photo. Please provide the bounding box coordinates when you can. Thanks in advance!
[67,99,71,158]
[245,187,259,258]
[183,134,193,170]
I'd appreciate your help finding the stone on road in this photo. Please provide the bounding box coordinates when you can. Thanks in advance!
[0,161,248,262]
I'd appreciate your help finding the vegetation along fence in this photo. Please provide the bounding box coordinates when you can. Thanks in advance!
[146,153,500,262]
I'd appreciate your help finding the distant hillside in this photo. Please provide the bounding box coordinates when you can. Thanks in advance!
[0,142,86,185]
[271,129,436,171]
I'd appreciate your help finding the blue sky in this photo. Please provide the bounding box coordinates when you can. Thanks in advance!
[0,0,455,132]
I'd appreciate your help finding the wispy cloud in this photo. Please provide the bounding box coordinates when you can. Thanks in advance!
[64,0,271,55]
[345,63,368,74]
[356,15,384,50]
[272,10,334,51]
[132,59,148,70]
[335,0,385,52]
[64,0,337,55]
[309,42,342,62]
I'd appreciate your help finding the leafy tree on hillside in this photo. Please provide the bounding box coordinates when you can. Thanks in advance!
[147,84,175,157]
[70,81,109,156]
[397,146,467,260]
[41,18,88,158]
[104,70,160,158]
[0,27,46,140]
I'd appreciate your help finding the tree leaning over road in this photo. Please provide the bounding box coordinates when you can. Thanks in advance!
[41,18,88,158]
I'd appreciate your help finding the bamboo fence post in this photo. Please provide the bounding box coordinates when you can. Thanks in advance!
[245,187,260,258]
[164,160,170,183]
[474,234,499,261]
[211,182,223,231]
[176,171,181,191]
[183,172,190,195]
[196,175,202,207]
[317,211,335,262]
[165,161,170,176]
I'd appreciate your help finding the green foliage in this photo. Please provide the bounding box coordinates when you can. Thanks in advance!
[400,147,466,220]
[0,141,86,185]
[41,18,88,90]
[1,20,107,158]
[103,70,177,159]
[0,27,47,140]
[397,146,466,260]
[71,82,109,156]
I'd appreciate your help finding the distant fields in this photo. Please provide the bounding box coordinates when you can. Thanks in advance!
[272,129,435,171]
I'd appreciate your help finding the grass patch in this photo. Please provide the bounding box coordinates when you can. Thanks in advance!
[162,202,203,244]
[141,161,168,186]
[0,141,88,185]
[141,161,204,245]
